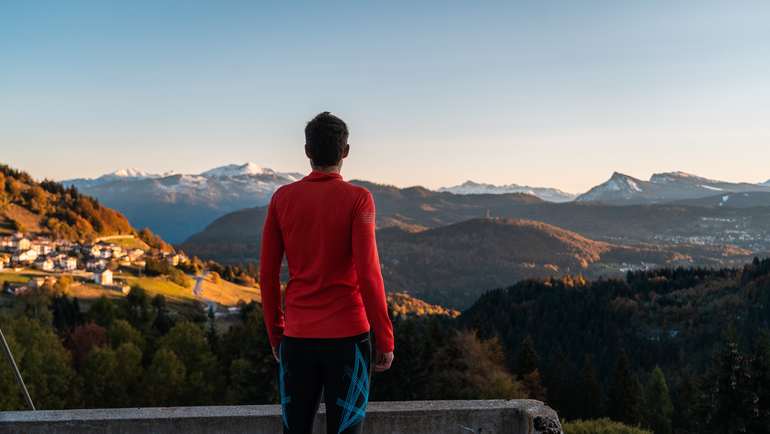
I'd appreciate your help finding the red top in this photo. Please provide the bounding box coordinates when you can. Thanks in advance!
[259,170,395,353]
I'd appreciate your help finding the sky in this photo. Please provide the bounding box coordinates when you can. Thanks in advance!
[2,1,770,193]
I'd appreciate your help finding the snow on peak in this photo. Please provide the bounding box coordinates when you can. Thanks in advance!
[650,171,713,184]
[438,180,575,202]
[605,172,643,192]
[109,168,155,178]
[201,162,269,177]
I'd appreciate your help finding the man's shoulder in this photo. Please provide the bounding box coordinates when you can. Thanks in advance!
[270,181,300,202]
[343,180,372,197]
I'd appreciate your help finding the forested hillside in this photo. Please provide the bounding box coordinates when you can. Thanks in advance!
[0,165,134,241]
[462,258,770,433]
[4,248,770,433]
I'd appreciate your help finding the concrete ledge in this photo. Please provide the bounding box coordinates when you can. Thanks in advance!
[0,400,563,434]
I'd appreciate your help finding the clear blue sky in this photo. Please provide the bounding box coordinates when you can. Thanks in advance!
[2,1,769,192]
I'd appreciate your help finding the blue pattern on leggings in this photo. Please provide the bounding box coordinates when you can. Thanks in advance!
[279,343,291,429]
[335,344,369,433]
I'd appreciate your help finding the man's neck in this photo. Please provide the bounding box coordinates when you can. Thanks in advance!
[311,164,342,174]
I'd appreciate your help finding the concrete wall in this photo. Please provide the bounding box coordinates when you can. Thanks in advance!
[0,400,563,434]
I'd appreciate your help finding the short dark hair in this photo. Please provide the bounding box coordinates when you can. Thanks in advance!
[305,112,349,167]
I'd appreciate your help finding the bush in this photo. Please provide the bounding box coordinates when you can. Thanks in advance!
[563,419,651,434]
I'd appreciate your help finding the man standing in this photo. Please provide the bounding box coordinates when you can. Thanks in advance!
[260,112,395,434]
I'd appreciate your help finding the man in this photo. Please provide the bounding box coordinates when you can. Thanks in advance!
[259,112,395,434]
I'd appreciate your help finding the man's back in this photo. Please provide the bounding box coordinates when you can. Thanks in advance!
[260,170,393,353]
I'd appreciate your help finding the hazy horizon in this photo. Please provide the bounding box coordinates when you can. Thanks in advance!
[3,1,770,192]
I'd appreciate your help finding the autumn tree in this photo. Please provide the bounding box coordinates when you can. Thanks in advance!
[428,330,524,400]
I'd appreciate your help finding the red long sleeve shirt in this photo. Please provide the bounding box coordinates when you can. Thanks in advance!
[259,170,395,353]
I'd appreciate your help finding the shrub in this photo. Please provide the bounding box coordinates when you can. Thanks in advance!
[563,419,651,434]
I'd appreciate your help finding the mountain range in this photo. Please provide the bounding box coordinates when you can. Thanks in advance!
[63,163,303,243]
[438,180,575,202]
[64,164,770,243]
[576,171,770,204]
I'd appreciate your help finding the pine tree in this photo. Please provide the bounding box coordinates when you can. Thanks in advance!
[702,327,756,434]
[608,352,643,426]
[750,331,770,434]
[578,354,602,420]
[515,335,539,377]
[643,366,673,434]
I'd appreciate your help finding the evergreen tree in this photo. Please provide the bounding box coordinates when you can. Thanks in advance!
[578,354,602,420]
[219,306,278,404]
[673,373,700,434]
[0,316,77,410]
[157,321,221,405]
[142,348,186,406]
[701,327,756,434]
[515,335,539,376]
[544,350,579,420]
[750,331,770,434]
[81,346,119,407]
[643,367,673,434]
[87,296,118,327]
[608,352,643,426]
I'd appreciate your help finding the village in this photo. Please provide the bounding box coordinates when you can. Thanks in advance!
[0,232,187,297]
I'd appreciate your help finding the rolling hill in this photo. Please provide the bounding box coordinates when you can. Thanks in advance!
[0,164,134,241]
[376,218,751,307]
[184,210,753,308]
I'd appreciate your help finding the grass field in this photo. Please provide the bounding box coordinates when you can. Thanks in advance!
[122,275,193,301]
[0,268,259,324]
[103,236,150,251]
[0,271,31,285]
[197,275,261,305]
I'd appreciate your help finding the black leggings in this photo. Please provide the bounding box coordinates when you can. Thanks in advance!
[278,332,372,434]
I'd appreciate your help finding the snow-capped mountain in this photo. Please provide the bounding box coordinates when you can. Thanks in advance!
[577,171,770,204]
[200,162,274,178]
[64,168,172,189]
[63,163,303,242]
[438,180,575,202]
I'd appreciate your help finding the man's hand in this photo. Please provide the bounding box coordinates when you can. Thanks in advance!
[373,351,394,372]
[272,346,280,363]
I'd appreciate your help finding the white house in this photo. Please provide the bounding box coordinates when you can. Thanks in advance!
[128,249,145,261]
[62,257,78,271]
[0,237,14,251]
[31,241,53,255]
[12,249,38,264]
[36,258,55,271]
[93,269,113,286]
[13,238,31,252]
[86,259,107,271]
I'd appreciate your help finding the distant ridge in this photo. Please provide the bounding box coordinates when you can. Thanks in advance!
[438,180,575,202]
[577,171,770,204]
[63,163,303,243]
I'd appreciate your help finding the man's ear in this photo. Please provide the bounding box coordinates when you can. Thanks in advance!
[342,144,350,159]
[305,144,313,160]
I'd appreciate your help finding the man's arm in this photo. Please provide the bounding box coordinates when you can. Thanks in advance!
[352,190,395,368]
[259,195,285,353]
